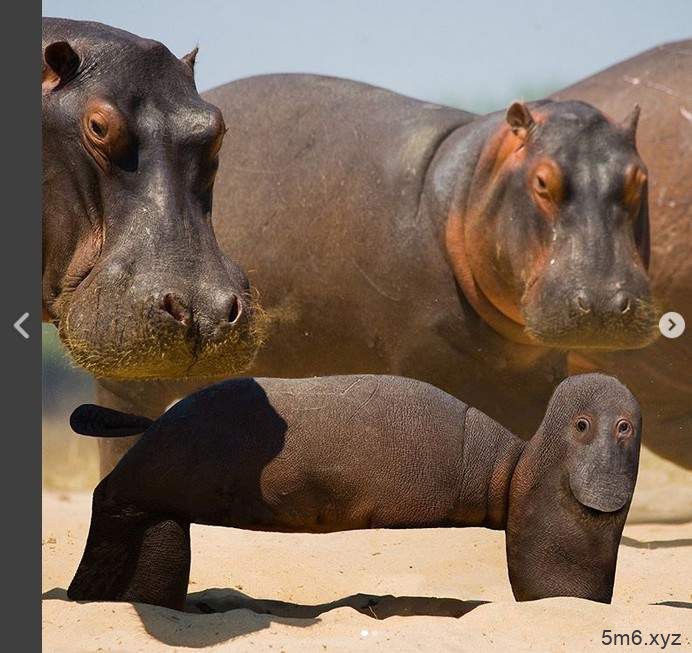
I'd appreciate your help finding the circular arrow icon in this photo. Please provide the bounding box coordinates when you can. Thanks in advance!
[658,311,685,339]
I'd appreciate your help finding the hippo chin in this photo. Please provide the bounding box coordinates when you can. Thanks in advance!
[42,18,266,380]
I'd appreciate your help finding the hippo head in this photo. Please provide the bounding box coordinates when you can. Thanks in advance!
[42,19,265,379]
[538,373,641,512]
[506,373,641,602]
[449,99,656,350]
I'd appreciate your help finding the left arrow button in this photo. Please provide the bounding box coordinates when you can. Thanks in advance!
[13,312,29,339]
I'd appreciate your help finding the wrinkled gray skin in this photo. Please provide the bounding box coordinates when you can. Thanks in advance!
[68,373,640,610]
[41,18,264,446]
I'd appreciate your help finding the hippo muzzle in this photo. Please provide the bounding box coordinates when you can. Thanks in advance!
[521,230,657,350]
[58,246,265,380]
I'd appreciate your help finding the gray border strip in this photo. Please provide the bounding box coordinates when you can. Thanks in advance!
[1,3,42,651]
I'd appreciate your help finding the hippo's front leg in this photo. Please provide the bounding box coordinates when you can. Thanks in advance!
[95,377,214,476]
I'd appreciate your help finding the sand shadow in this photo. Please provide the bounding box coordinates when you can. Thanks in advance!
[187,587,488,619]
[43,587,316,646]
[621,536,692,549]
[43,586,487,648]
[653,601,692,610]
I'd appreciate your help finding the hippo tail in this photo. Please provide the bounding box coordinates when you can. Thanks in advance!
[70,404,154,437]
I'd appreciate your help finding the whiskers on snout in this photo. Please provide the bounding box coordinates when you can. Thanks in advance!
[523,296,659,351]
[58,287,270,380]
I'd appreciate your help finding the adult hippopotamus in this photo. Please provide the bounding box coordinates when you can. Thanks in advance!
[551,40,692,467]
[95,62,656,473]
[195,76,652,439]
[68,373,641,609]
[42,19,264,386]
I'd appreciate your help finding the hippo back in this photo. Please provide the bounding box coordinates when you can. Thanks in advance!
[203,74,476,380]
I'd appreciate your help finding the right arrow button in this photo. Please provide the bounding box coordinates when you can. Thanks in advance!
[659,311,686,339]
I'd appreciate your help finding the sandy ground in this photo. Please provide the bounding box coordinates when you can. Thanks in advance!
[42,492,691,653]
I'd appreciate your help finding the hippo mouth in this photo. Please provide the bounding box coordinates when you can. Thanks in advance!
[568,471,633,513]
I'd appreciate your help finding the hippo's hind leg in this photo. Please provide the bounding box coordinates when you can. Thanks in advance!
[68,482,191,610]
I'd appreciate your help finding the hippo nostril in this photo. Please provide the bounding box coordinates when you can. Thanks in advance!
[226,294,242,325]
[161,293,191,326]
[575,292,591,314]
[612,291,632,314]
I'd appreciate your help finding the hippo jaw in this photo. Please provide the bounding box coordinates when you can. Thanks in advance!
[568,471,632,513]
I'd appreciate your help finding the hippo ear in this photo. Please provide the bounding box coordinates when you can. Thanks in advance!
[43,41,80,94]
[181,46,199,76]
[506,101,535,140]
[621,104,641,145]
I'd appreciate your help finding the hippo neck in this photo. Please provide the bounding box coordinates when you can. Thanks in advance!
[427,120,538,347]
[451,407,525,530]
[445,213,536,346]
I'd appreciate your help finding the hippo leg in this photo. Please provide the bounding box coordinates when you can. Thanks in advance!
[68,484,191,610]
[506,484,625,603]
[95,377,212,476]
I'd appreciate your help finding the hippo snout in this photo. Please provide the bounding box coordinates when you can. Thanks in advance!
[523,271,657,350]
[58,261,265,380]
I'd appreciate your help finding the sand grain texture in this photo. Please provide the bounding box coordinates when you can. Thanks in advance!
[42,493,691,652]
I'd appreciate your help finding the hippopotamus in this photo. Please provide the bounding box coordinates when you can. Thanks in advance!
[67,373,641,610]
[550,40,692,468]
[42,19,264,391]
[94,66,655,476]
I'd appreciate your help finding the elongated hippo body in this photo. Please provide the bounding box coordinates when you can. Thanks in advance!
[551,41,692,466]
[68,373,641,610]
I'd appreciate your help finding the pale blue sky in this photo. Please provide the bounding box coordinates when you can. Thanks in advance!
[43,0,691,112]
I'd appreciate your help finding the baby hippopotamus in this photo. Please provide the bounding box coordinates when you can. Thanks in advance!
[68,373,641,610]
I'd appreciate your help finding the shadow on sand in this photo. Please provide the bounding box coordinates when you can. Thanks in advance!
[43,587,487,648]
[621,536,692,549]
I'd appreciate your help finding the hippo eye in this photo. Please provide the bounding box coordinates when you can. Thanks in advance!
[575,417,590,433]
[534,173,549,195]
[89,116,108,140]
[530,161,563,211]
[616,419,633,437]
[82,100,132,172]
